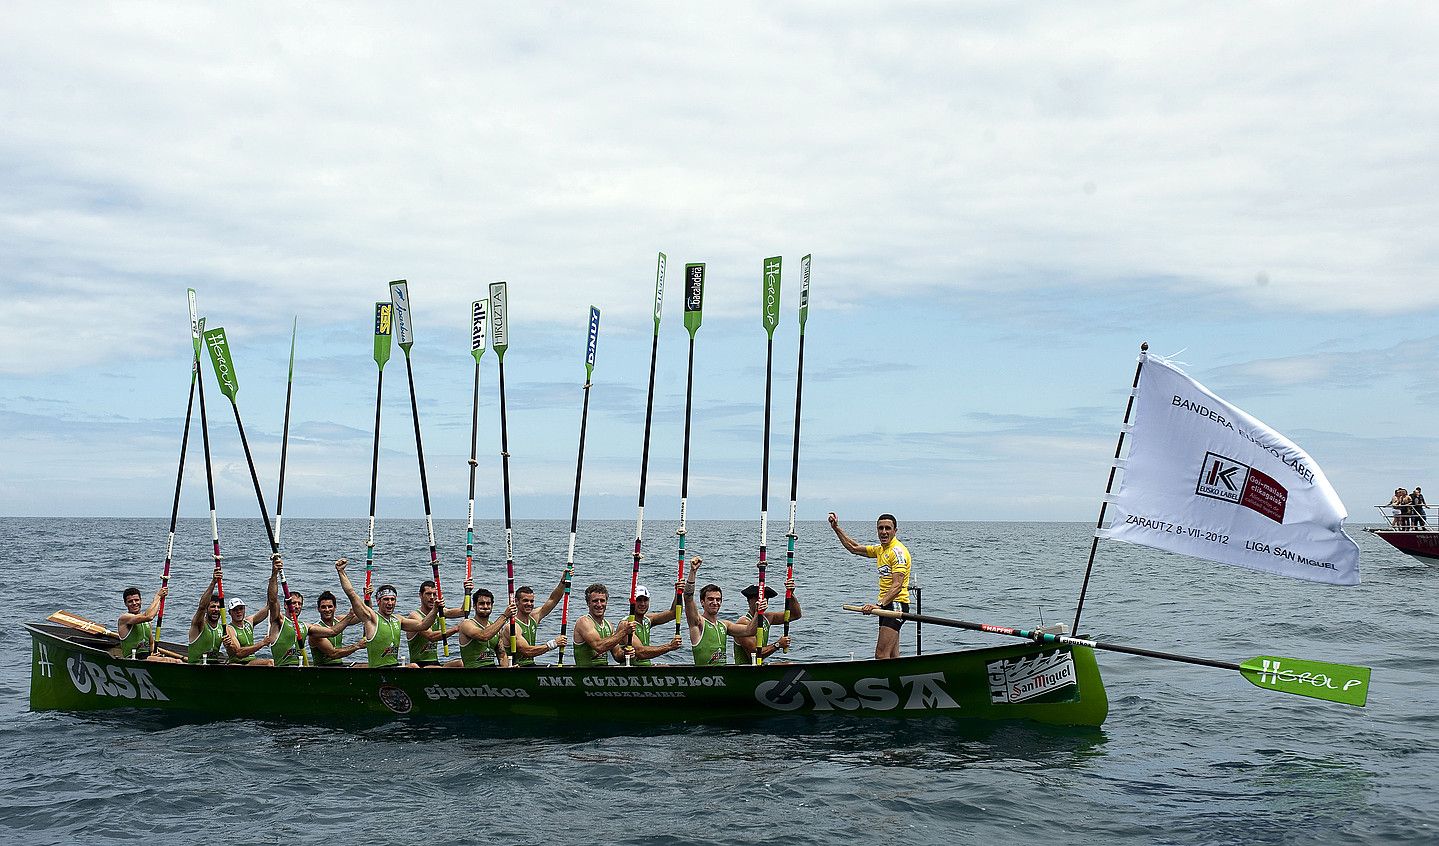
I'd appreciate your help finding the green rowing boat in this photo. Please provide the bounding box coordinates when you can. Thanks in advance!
[28,622,1109,726]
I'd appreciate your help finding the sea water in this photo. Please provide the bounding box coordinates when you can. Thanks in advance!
[0,517,1433,845]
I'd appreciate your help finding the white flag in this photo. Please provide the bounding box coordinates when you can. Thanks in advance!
[1097,353,1360,585]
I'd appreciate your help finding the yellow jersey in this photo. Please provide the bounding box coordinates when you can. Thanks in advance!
[864,539,912,604]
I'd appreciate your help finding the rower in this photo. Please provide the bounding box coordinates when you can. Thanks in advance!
[309,590,366,666]
[508,572,569,667]
[444,588,515,668]
[405,579,467,668]
[336,558,437,668]
[829,512,912,659]
[732,577,800,665]
[681,557,764,666]
[117,585,166,660]
[625,583,685,666]
[571,583,636,667]
[186,566,229,664]
[225,596,276,666]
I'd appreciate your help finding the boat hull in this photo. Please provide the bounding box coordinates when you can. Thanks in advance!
[27,622,1107,726]
[1367,529,1439,561]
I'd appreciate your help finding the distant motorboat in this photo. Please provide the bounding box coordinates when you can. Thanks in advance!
[1365,504,1439,561]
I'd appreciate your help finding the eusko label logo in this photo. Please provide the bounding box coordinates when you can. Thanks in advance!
[1195,451,1288,523]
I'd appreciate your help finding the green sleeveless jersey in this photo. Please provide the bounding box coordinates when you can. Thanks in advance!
[632,615,652,667]
[732,615,771,665]
[230,619,255,664]
[407,611,441,663]
[692,617,727,666]
[119,619,152,659]
[272,616,309,667]
[511,618,539,667]
[312,620,346,666]
[187,619,223,664]
[573,617,613,667]
[368,613,403,668]
[460,623,501,668]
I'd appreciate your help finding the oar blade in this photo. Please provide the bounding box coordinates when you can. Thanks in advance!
[653,252,667,333]
[683,263,704,337]
[489,282,509,359]
[389,280,414,351]
[373,302,393,368]
[1239,655,1371,707]
[187,289,203,359]
[471,298,488,362]
[202,327,240,400]
[286,316,297,380]
[585,305,600,379]
[762,256,782,337]
[798,254,811,331]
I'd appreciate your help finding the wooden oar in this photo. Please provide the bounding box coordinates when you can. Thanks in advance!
[365,302,393,606]
[781,255,810,653]
[627,254,666,666]
[558,306,601,666]
[463,298,488,614]
[843,605,1372,707]
[152,337,199,652]
[390,280,447,656]
[187,293,228,640]
[488,281,518,659]
[754,257,782,665]
[202,323,305,664]
[674,262,704,639]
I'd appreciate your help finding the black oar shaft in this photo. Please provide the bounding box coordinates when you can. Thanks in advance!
[364,367,384,606]
[560,380,593,666]
[783,330,806,645]
[193,347,227,633]
[402,353,446,655]
[675,335,697,635]
[153,360,198,649]
[497,358,516,655]
[755,338,775,664]
[628,330,661,663]
[464,360,480,614]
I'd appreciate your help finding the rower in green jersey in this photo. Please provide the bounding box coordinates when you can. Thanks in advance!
[624,584,685,666]
[117,584,167,660]
[505,572,570,666]
[732,579,800,665]
[186,566,231,664]
[336,558,437,668]
[405,579,468,667]
[445,588,516,668]
[571,583,637,667]
[682,557,764,666]
[308,590,366,666]
[224,596,276,666]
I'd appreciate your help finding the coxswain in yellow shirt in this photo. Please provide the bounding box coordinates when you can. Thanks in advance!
[829,512,911,659]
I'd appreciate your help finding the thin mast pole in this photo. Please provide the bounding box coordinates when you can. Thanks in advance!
[1072,341,1149,634]
[628,253,666,666]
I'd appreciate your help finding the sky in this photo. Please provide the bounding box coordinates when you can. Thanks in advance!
[2,3,1436,524]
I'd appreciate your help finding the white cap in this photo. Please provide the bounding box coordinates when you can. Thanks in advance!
[228,597,247,610]
[634,585,650,598]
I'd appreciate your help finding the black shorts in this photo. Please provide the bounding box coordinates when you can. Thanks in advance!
[878,601,910,631]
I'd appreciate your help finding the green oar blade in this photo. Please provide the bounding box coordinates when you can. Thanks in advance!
[373,302,392,368]
[585,305,600,380]
[798,254,811,332]
[389,280,414,353]
[202,326,239,400]
[1239,656,1370,707]
[762,256,782,338]
[683,263,705,337]
[286,317,297,381]
[653,252,667,334]
[471,298,488,363]
[489,282,509,361]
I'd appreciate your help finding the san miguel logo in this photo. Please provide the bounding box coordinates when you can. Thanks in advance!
[1196,451,1288,523]
[987,651,1077,704]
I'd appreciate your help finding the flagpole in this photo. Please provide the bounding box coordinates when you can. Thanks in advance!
[1072,341,1148,634]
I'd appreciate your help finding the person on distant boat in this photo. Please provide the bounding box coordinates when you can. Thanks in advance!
[1411,486,1428,529]
[571,583,637,667]
[405,579,467,668]
[309,590,367,666]
[507,573,570,667]
[731,578,800,665]
[828,512,912,659]
[225,596,276,666]
[619,583,685,666]
[443,588,514,668]
[117,585,167,660]
[1390,488,1413,530]
[336,558,437,668]
[681,558,766,666]
[187,566,230,664]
